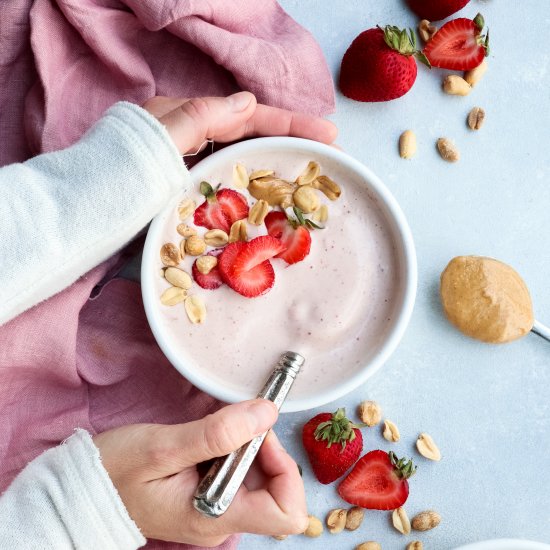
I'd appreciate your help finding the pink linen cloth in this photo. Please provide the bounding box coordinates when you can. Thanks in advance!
[0,1,334,548]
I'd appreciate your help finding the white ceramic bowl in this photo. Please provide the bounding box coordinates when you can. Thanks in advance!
[141,137,417,411]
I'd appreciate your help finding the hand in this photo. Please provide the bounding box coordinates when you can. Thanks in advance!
[93,399,308,546]
[143,91,337,154]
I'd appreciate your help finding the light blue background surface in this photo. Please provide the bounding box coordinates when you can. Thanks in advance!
[241,1,550,548]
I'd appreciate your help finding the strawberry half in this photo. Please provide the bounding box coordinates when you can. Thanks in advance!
[193,181,249,233]
[218,236,285,298]
[406,0,470,21]
[340,25,430,103]
[302,408,363,485]
[338,450,416,510]
[192,250,223,290]
[264,209,313,264]
[423,14,489,70]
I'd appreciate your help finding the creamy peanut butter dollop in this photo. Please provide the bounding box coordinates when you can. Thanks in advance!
[440,256,534,344]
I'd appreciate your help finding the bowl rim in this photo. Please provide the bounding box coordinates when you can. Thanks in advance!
[141,136,417,412]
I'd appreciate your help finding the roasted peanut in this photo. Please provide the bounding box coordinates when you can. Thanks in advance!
[312,175,341,200]
[383,419,400,442]
[233,163,249,189]
[326,508,347,534]
[358,400,382,426]
[464,59,487,87]
[303,515,323,537]
[185,235,207,256]
[204,229,229,247]
[196,255,218,275]
[160,286,186,306]
[176,224,197,237]
[392,506,411,535]
[355,543,381,550]
[160,243,181,267]
[443,75,471,96]
[177,198,196,220]
[164,267,192,289]
[345,507,364,531]
[248,199,270,225]
[293,185,320,213]
[399,130,417,159]
[228,219,248,243]
[184,295,206,324]
[416,433,442,461]
[412,510,441,531]
[418,19,437,42]
[248,176,295,207]
[467,107,485,130]
[437,138,460,162]
[296,161,321,185]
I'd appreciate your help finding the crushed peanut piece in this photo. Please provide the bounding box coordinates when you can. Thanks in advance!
[383,419,400,442]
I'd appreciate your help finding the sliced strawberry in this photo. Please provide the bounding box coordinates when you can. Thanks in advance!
[264,211,312,265]
[193,182,249,233]
[218,237,284,298]
[216,189,249,226]
[231,235,286,274]
[192,250,223,290]
[338,450,416,510]
[423,14,489,71]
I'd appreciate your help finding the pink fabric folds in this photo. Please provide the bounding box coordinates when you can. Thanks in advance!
[0,1,334,548]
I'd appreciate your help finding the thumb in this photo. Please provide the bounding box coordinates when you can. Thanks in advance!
[160,92,256,154]
[152,399,278,474]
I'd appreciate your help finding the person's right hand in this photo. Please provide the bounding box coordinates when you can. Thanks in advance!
[93,399,307,546]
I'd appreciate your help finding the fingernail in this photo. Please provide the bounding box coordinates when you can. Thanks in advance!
[246,400,277,434]
[227,91,252,112]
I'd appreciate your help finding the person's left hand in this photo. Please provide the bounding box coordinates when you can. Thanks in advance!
[143,91,337,155]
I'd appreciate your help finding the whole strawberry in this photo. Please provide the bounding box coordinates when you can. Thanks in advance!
[339,25,429,102]
[406,0,470,21]
[302,408,363,484]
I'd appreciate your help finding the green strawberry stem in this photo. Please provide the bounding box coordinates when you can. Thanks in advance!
[379,25,431,68]
[473,13,490,57]
[288,206,324,230]
[200,181,221,203]
[389,451,417,480]
[314,408,360,451]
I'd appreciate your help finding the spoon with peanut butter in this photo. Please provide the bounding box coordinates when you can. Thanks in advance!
[440,256,550,344]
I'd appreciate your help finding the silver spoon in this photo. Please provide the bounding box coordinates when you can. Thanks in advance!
[532,320,550,343]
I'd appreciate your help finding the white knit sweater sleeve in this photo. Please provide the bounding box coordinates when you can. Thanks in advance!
[0,101,190,325]
[0,430,146,549]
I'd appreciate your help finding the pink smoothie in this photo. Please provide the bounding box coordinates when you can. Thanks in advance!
[154,151,399,400]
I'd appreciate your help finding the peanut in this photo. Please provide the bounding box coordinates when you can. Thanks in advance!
[418,19,437,42]
[160,243,181,267]
[356,543,381,550]
[177,198,196,220]
[204,229,229,247]
[467,107,485,130]
[382,419,400,442]
[184,295,206,324]
[233,163,249,189]
[293,185,320,214]
[392,506,411,535]
[228,219,248,243]
[345,507,364,531]
[464,59,487,87]
[326,508,347,534]
[196,255,218,275]
[437,138,460,162]
[249,169,274,180]
[358,400,382,427]
[311,204,328,223]
[164,267,192,289]
[416,432,442,461]
[412,510,441,531]
[185,235,207,256]
[160,286,186,306]
[296,161,321,186]
[399,130,417,159]
[303,515,323,538]
[176,224,197,237]
[443,75,471,96]
[312,175,341,201]
[248,176,295,207]
[407,542,423,550]
[248,199,270,225]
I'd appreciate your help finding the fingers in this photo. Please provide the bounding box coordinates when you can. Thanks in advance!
[159,92,257,154]
[148,399,278,475]
[227,103,338,144]
[223,432,308,535]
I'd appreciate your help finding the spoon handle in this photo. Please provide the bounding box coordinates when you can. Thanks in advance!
[532,320,550,343]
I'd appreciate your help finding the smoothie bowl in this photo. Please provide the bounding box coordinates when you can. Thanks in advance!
[141,137,416,412]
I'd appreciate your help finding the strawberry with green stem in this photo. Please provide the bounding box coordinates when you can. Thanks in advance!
[339,25,430,103]
[302,408,363,484]
[193,181,249,233]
